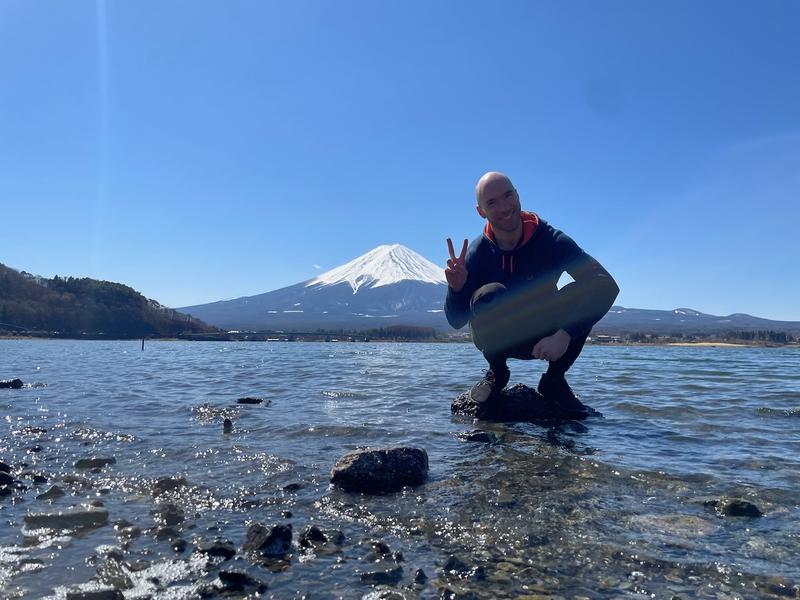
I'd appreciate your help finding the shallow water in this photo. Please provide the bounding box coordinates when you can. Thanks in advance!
[1,340,799,598]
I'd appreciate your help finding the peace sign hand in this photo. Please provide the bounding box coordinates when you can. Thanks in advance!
[445,238,469,292]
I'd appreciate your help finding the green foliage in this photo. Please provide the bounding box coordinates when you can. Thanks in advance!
[0,263,217,338]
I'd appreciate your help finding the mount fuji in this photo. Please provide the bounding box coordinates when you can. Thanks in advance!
[178,244,450,331]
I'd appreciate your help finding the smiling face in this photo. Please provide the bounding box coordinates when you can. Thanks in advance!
[475,172,522,234]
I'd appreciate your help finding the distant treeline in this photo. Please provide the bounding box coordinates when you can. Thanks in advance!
[617,330,796,344]
[0,263,216,338]
[308,324,439,340]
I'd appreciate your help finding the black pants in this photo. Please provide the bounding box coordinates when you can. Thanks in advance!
[469,281,597,378]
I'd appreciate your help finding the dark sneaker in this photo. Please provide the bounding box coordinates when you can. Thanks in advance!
[469,367,510,404]
[537,372,590,418]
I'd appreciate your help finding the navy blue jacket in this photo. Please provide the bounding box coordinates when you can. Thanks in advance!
[444,213,619,339]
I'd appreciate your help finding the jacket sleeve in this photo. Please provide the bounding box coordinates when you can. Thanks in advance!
[551,230,619,339]
[443,247,482,330]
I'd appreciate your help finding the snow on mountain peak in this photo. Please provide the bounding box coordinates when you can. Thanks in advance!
[306,244,446,293]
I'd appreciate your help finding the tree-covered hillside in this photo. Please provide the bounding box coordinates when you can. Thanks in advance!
[0,263,217,338]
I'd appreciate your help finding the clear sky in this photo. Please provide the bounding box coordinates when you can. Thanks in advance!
[2,1,799,320]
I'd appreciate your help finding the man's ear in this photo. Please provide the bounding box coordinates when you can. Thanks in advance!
[476,204,486,219]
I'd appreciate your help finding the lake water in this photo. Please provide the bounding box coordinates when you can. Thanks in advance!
[1,340,799,599]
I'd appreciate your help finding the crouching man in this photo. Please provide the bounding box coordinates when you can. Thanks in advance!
[444,171,619,418]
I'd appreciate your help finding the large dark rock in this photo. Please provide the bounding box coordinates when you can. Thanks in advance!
[0,378,23,389]
[0,460,11,473]
[331,447,428,493]
[243,523,292,557]
[451,383,601,422]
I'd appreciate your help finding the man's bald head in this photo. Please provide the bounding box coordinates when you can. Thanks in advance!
[475,171,515,204]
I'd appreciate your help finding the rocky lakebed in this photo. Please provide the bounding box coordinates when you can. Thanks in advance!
[2,341,799,599]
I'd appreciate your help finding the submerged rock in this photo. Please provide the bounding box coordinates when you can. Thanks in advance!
[218,569,268,594]
[236,397,270,405]
[0,472,14,486]
[25,507,109,530]
[451,383,601,422]
[152,476,187,496]
[360,563,404,586]
[37,485,66,501]
[65,590,124,600]
[196,538,237,559]
[331,447,429,493]
[223,418,233,433]
[75,457,117,470]
[0,378,23,389]
[298,525,336,548]
[705,498,763,518]
[0,460,11,473]
[456,430,498,444]
[244,523,292,557]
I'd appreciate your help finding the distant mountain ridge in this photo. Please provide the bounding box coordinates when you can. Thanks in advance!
[178,245,800,335]
[179,244,447,331]
[0,263,216,338]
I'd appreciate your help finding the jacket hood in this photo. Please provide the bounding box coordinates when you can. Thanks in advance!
[483,211,539,249]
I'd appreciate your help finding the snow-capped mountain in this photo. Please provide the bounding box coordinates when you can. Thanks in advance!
[178,244,450,331]
[306,244,445,292]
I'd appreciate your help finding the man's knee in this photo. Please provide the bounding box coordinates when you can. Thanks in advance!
[470,282,508,315]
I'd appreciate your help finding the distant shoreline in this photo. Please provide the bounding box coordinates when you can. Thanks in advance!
[1,335,798,349]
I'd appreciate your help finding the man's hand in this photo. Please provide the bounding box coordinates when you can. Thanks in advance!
[532,329,571,362]
[445,238,468,292]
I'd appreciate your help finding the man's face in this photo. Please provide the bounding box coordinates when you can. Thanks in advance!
[476,178,521,233]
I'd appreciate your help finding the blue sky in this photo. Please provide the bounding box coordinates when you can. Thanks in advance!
[2,1,799,320]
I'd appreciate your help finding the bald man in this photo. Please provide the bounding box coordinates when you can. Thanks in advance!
[444,172,619,417]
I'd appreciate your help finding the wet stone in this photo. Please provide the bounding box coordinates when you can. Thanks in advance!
[414,568,428,584]
[155,526,181,541]
[452,383,601,421]
[236,397,270,405]
[74,457,116,470]
[32,474,48,484]
[96,556,134,590]
[218,570,268,593]
[37,485,66,500]
[223,418,233,433]
[0,472,14,486]
[0,378,23,389]
[197,538,237,559]
[705,498,763,518]
[244,523,293,557]
[360,562,404,586]
[0,460,10,473]
[25,507,109,530]
[157,503,185,526]
[153,476,187,496]
[0,485,13,498]
[172,538,188,553]
[331,447,428,493]
[456,430,498,443]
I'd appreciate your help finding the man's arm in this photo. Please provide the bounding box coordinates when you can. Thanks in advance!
[553,232,620,339]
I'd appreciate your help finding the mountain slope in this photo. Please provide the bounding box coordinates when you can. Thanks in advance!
[0,263,217,337]
[179,244,448,331]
